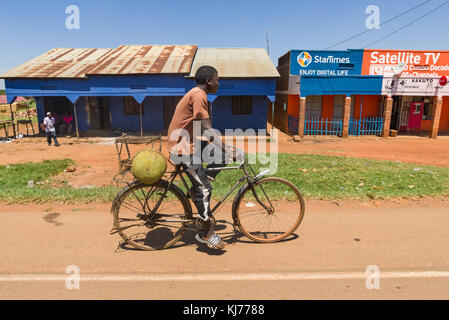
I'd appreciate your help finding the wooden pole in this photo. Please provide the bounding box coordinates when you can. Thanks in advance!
[73,101,80,138]
[271,101,274,138]
[26,101,35,135]
[139,102,143,137]
[9,103,16,138]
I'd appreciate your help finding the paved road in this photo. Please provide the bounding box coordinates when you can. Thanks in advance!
[1,201,449,299]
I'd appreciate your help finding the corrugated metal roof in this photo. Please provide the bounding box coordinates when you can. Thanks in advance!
[0,95,27,104]
[0,45,197,78]
[189,48,280,78]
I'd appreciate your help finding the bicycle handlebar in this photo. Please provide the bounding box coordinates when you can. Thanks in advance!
[229,145,246,166]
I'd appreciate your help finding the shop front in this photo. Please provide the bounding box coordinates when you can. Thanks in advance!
[273,48,449,138]
[274,49,386,136]
[361,49,449,137]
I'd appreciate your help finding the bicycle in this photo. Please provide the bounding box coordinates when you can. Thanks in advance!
[110,147,305,250]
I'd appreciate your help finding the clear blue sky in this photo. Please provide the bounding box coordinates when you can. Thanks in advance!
[1,0,449,89]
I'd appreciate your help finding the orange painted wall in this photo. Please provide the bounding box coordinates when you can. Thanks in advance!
[352,95,361,117]
[321,95,334,119]
[287,94,299,117]
[420,120,432,131]
[440,97,449,132]
[287,94,381,119]
[353,95,379,118]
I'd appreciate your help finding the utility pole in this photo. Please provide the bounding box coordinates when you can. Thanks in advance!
[265,30,274,138]
[264,30,270,56]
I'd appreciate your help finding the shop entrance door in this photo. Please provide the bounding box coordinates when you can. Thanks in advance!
[88,97,110,131]
[408,102,423,130]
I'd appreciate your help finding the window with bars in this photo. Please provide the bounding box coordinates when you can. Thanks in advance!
[232,96,252,115]
[333,95,345,118]
[123,97,142,115]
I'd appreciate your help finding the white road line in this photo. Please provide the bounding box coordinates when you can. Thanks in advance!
[1,271,449,282]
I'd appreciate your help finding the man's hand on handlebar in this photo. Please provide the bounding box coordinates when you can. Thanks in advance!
[224,145,237,162]
[231,148,238,162]
[227,146,244,163]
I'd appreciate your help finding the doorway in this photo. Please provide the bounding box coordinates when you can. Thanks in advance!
[87,97,110,131]
[163,96,182,130]
[393,96,430,132]
[43,96,72,116]
[408,102,424,130]
[390,96,401,130]
[43,96,73,133]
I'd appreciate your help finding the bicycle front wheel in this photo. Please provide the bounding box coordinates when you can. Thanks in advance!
[112,180,192,250]
[234,177,305,243]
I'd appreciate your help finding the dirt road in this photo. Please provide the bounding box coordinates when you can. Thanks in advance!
[1,198,448,299]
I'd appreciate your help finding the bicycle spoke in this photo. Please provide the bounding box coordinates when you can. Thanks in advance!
[121,200,146,215]
[112,181,191,251]
[236,178,304,243]
[118,217,143,222]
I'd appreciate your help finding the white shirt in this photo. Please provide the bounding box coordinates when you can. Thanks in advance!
[44,117,56,133]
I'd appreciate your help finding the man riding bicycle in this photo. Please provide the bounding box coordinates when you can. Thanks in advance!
[167,65,237,250]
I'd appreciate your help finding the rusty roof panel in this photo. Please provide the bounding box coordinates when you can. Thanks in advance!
[0,45,197,78]
[190,48,280,78]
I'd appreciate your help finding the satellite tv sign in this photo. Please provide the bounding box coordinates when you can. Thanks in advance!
[362,49,449,77]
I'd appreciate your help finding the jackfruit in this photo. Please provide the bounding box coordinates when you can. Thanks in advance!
[131,150,167,184]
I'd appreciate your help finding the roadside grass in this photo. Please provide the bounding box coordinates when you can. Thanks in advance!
[0,154,448,204]
[0,115,38,125]
[0,159,118,203]
[183,153,449,201]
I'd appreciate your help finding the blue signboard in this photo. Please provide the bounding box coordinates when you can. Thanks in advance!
[290,49,364,76]
[299,75,383,97]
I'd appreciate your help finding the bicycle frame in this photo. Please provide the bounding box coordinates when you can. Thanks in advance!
[166,159,252,216]
[163,149,273,218]
[129,148,274,229]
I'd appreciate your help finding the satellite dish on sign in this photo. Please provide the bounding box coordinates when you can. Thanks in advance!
[392,62,406,76]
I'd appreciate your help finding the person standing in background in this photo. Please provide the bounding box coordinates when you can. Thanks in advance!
[43,112,60,146]
[53,112,63,133]
[62,112,73,136]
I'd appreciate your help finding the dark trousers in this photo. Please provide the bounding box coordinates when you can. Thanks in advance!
[46,131,59,146]
[62,123,73,135]
[172,141,228,222]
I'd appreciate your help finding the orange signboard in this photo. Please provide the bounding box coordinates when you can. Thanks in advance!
[362,49,449,77]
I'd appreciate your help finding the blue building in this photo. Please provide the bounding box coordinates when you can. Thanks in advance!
[1,45,279,136]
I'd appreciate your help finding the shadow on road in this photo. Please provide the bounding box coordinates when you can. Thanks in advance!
[113,218,300,254]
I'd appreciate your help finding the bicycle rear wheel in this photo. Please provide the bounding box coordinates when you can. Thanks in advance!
[112,180,192,250]
[234,177,305,243]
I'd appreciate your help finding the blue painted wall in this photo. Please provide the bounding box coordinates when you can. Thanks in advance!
[35,97,45,129]
[299,75,383,97]
[109,96,163,132]
[211,96,268,131]
[75,97,89,131]
[4,75,191,103]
